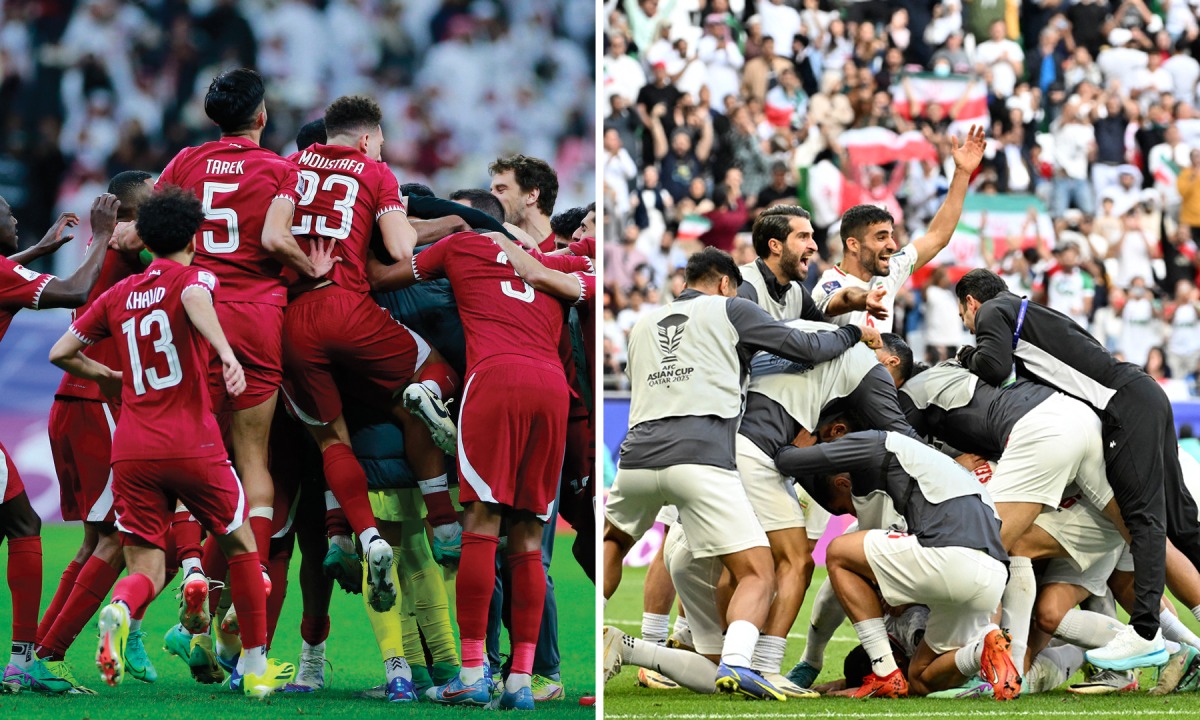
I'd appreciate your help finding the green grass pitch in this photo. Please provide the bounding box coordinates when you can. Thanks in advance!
[0,524,596,719]
[603,564,1200,720]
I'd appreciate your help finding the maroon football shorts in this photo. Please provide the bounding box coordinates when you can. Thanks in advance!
[456,357,568,520]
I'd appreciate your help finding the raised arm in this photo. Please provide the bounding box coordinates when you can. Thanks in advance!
[181,285,245,398]
[910,125,986,269]
[38,195,119,309]
[8,212,79,266]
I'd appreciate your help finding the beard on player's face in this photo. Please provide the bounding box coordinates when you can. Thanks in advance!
[780,243,809,282]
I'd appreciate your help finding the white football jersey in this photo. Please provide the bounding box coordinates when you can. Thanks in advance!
[811,244,919,333]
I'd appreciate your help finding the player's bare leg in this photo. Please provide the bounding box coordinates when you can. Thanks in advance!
[388,399,460,563]
[825,532,908,698]
[230,392,279,577]
[603,522,635,601]
[998,502,1053,675]
[305,415,395,611]
[754,527,814,695]
[642,537,677,643]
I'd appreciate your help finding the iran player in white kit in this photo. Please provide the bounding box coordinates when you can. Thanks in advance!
[813,126,986,332]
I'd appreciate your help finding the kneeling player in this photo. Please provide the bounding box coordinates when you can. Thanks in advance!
[776,430,1018,699]
[49,186,294,698]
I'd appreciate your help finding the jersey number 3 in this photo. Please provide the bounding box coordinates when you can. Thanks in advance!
[121,309,183,396]
[495,251,534,303]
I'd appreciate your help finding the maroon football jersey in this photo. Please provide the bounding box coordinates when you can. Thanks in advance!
[412,231,566,372]
[157,137,300,305]
[56,242,144,402]
[0,255,53,344]
[70,259,226,462]
[286,143,406,294]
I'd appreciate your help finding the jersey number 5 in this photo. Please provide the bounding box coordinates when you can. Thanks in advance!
[121,309,183,396]
[201,182,240,254]
[292,170,360,239]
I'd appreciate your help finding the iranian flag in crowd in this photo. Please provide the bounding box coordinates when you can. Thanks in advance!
[892,72,990,136]
[929,193,1056,268]
[676,214,712,241]
[838,128,938,168]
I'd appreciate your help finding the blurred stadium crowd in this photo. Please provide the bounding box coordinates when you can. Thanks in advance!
[601,0,1200,401]
[0,0,595,271]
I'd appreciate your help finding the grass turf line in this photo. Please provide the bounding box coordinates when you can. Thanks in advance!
[604,564,1200,720]
[0,524,595,719]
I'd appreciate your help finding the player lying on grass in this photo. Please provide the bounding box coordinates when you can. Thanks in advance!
[49,186,309,699]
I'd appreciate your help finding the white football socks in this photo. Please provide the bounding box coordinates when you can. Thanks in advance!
[853,618,898,676]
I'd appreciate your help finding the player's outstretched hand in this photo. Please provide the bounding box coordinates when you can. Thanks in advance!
[951,124,986,175]
[308,238,342,278]
[858,324,882,349]
[97,370,122,399]
[33,211,80,255]
[865,287,890,321]
[222,354,246,397]
[90,193,120,242]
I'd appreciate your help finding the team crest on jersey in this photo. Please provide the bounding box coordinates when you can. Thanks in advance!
[648,314,695,387]
[11,264,39,282]
[822,280,841,294]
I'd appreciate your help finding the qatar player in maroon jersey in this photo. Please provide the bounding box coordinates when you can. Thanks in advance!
[33,172,159,688]
[281,96,459,631]
[488,212,597,581]
[368,200,571,710]
[50,186,296,698]
[157,68,337,625]
[489,155,560,253]
[0,194,119,694]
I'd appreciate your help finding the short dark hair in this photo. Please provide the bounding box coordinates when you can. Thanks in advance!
[801,473,840,513]
[401,182,436,198]
[684,246,742,287]
[880,332,914,381]
[550,206,588,239]
[489,155,558,217]
[586,201,596,214]
[324,95,383,138]
[204,68,265,134]
[137,185,204,256]
[296,118,327,150]
[955,268,1009,306]
[448,188,505,223]
[751,205,811,258]
[107,170,153,220]
[840,204,894,250]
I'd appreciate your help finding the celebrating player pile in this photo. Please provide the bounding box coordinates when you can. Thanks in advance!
[0,67,595,708]
[604,124,1200,702]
